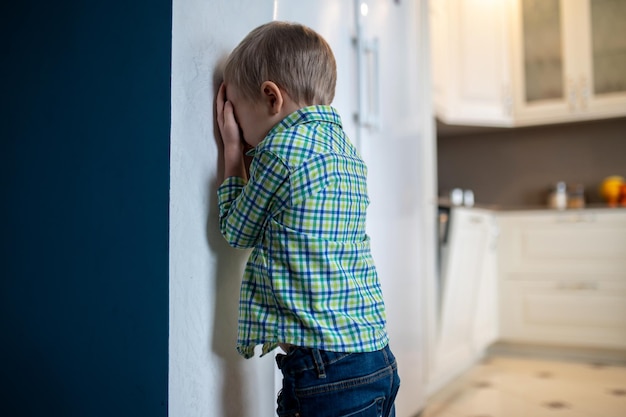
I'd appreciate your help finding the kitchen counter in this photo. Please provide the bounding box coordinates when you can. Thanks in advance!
[437,198,626,213]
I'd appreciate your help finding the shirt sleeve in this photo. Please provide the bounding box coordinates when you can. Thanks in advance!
[217,150,290,248]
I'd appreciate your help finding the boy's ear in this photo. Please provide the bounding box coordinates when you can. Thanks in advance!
[260,81,283,115]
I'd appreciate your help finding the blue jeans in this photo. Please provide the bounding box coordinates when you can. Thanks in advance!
[275,345,400,417]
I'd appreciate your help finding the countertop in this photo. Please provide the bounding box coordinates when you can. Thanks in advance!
[437,198,626,213]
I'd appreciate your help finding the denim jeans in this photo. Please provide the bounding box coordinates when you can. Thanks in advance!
[275,344,400,417]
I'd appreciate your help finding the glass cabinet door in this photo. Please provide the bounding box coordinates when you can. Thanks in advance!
[590,0,626,96]
[521,0,564,103]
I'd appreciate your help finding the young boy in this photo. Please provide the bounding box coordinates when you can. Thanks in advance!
[216,21,400,417]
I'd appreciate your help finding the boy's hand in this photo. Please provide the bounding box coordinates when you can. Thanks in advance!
[216,83,243,151]
[216,83,247,181]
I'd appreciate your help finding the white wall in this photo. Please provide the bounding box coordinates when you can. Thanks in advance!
[170,1,436,417]
[170,1,276,417]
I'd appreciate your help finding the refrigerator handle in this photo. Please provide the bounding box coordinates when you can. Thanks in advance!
[354,1,381,131]
[364,37,380,130]
[356,36,381,131]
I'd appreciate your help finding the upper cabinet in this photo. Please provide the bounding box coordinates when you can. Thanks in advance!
[430,0,626,127]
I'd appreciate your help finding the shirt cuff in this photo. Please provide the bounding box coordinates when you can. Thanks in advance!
[217,176,246,215]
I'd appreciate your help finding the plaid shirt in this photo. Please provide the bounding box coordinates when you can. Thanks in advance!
[218,106,388,359]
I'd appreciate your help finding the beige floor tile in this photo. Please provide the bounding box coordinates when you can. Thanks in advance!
[420,402,464,417]
[422,355,626,417]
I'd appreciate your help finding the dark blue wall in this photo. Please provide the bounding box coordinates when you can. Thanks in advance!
[2,1,171,416]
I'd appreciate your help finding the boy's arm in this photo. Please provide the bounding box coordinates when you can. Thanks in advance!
[215,83,290,248]
[218,150,290,248]
[223,141,247,182]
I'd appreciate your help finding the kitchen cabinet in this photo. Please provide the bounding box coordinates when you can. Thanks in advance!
[430,0,626,127]
[430,0,511,126]
[497,210,626,349]
[429,207,498,394]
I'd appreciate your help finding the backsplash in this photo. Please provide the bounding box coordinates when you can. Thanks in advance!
[437,117,626,207]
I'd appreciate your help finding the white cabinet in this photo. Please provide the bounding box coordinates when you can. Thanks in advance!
[429,208,498,394]
[430,0,626,127]
[497,210,626,349]
[430,0,511,126]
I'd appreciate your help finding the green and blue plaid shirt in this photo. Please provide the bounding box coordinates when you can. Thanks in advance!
[218,106,388,359]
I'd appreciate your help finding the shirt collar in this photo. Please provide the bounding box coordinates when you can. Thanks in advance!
[246,105,342,156]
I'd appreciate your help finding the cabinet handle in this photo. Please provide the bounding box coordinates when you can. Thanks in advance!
[557,281,598,291]
[362,38,380,130]
[469,216,484,224]
[554,213,596,223]
[354,1,380,131]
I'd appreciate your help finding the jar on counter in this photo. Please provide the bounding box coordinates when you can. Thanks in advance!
[567,183,586,209]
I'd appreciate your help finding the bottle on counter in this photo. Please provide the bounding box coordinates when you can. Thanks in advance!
[450,188,464,206]
[548,181,568,210]
[463,189,475,207]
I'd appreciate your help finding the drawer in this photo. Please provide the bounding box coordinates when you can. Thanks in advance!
[500,279,626,349]
[498,212,626,277]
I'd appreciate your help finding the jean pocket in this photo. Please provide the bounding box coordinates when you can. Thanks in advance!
[339,397,385,417]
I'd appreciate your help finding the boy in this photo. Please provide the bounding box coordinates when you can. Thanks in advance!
[216,21,400,417]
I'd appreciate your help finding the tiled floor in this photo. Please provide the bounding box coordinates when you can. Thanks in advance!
[421,355,626,417]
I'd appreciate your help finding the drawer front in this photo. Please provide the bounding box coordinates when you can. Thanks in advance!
[500,279,626,348]
[498,212,626,277]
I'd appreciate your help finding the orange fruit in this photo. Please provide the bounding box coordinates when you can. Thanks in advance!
[599,176,625,203]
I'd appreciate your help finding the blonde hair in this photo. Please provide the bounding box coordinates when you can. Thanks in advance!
[223,21,336,105]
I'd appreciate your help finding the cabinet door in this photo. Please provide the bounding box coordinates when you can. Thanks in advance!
[508,0,626,124]
[438,212,487,360]
[579,0,626,117]
[430,0,511,126]
[473,216,499,354]
[509,0,579,123]
[431,209,496,392]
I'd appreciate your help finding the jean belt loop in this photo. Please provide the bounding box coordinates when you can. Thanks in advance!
[311,349,326,379]
[382,345,390,366]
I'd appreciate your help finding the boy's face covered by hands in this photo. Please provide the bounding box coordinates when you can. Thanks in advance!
[216,83,274,148]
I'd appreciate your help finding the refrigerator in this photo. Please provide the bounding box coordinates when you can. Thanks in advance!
[170,1,436,416]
